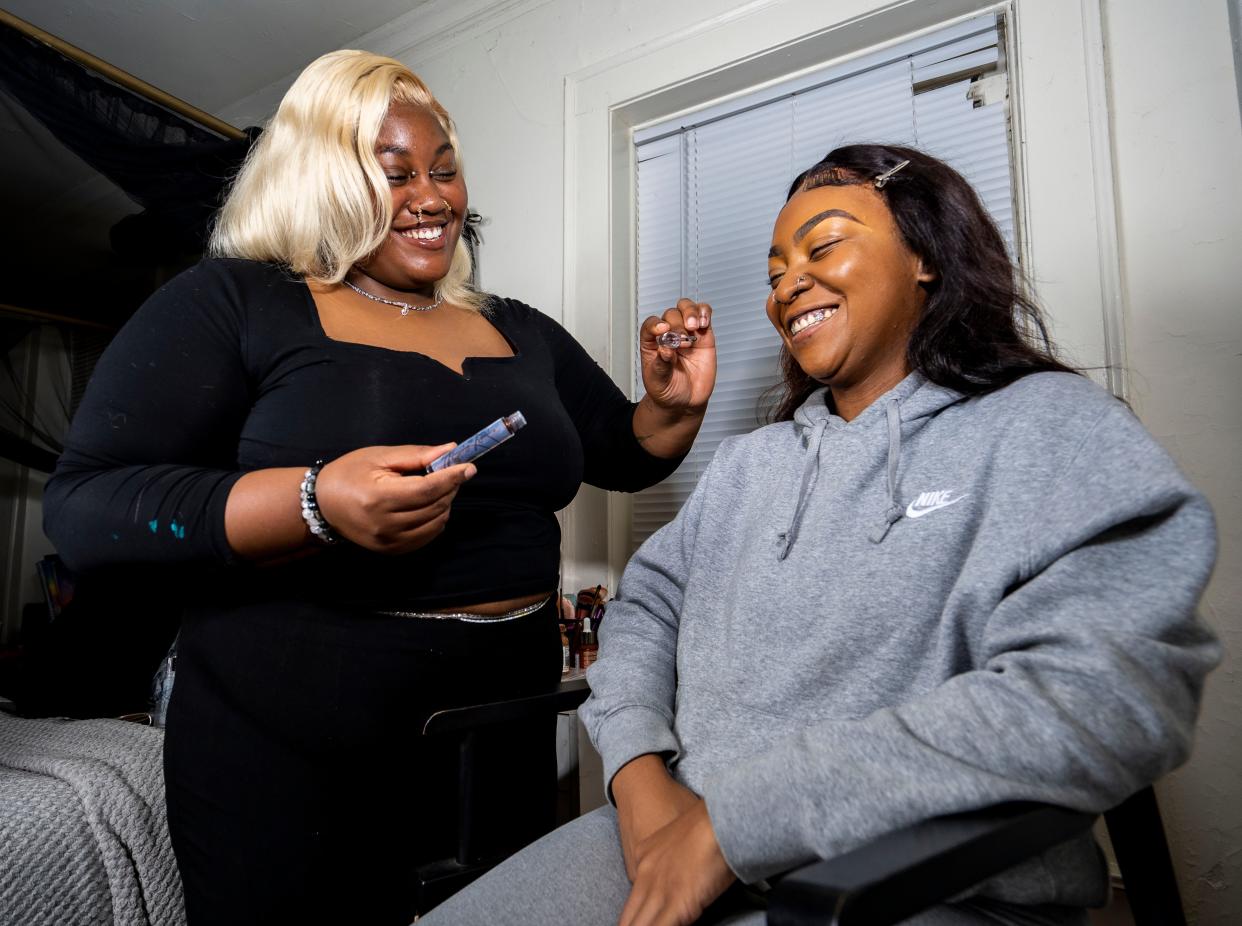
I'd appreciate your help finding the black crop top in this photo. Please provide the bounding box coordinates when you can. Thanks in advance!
[43,259,679,609]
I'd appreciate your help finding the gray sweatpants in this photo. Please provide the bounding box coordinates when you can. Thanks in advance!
[418,806,1089,926]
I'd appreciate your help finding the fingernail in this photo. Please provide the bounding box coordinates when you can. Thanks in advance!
[464,464,477,480]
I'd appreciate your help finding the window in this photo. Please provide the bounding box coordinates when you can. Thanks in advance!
[630,12,1014,550]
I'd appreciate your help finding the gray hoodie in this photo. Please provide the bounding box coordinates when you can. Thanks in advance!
[580,371,1219,906]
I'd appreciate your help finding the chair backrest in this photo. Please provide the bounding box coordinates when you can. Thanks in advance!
[414,678,591,913]
[1103,785,1186,926]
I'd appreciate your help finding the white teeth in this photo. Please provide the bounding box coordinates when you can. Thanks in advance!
[789,307,837,335]
[398,226,444,240]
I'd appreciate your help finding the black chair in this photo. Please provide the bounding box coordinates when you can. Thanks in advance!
[414,675,591,913]
[1102,787,1187,926]
[767,785,1184,926]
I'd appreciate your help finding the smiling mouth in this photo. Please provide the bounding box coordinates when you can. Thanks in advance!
[789,306,839,336]
[396,226,445,241]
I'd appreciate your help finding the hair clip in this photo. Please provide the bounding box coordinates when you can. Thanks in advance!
[873,159,911,189]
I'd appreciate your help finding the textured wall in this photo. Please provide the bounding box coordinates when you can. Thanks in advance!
[1102,0,1242,922]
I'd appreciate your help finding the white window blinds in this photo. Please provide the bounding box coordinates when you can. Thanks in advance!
[632,13,1013,551]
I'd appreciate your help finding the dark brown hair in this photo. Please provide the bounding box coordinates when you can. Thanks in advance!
[771,144,1075,421]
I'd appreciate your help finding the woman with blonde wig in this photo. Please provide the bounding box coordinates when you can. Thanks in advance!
[44,49,715,925]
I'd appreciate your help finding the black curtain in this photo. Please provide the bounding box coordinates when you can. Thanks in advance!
[0,22,258,260]
[0,21,261,471]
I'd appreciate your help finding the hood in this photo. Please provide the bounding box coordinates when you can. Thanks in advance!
[778,372,966,558]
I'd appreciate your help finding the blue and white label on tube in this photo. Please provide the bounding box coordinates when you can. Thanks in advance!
[425,411,527,473]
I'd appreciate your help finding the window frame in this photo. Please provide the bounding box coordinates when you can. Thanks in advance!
[628,13,1018,552]
[561,0,1122,589]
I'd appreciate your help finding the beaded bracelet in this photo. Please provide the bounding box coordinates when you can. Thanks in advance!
[300,460,339,545]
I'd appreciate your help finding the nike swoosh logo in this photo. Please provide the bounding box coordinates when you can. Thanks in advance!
[905,495,968,518]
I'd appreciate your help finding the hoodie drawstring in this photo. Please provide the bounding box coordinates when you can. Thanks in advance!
[777,418,828,560]
[869,401,904,543]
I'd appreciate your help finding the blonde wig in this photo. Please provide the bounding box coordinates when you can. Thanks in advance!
[210,50,483,311]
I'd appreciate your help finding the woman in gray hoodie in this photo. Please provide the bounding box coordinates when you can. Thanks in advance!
[422,146,1220,926]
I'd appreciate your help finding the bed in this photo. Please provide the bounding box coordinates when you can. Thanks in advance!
[0,712,185,926]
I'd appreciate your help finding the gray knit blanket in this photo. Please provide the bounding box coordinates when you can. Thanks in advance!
[0,713,185,926]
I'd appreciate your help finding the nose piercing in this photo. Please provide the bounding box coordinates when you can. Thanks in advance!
[415,205,423,223]
[796,275,806,286]
[444,200,453,217]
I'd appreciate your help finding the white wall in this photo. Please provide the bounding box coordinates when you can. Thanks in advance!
[222,0,1240,919]
[1102,1,1242,922]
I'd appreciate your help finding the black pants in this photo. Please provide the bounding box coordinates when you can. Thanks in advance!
[164,596,563,926]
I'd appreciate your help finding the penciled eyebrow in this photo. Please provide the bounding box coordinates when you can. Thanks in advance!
[377,142,455,158]
[794,209,864,243]
[769,208,866,259]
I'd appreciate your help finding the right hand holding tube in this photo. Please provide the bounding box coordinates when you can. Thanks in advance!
[314,443,474,554]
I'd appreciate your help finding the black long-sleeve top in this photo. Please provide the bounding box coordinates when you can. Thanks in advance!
[44,258,678,609]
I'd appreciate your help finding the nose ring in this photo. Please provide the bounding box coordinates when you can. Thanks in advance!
[796,275,806,286]
[415,205,423,223]
[444,199,453,217]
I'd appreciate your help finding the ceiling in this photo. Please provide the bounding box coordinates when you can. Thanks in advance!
[0,0,432,326]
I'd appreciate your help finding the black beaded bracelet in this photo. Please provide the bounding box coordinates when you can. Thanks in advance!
[300,460,339,545]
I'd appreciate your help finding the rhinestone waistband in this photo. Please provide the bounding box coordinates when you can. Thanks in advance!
[377,596,550,624]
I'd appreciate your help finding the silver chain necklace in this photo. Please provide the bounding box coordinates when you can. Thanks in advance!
[343,278,444,315]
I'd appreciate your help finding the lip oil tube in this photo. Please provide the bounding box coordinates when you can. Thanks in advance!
[425,411,527,473]
[656,331,698,349]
